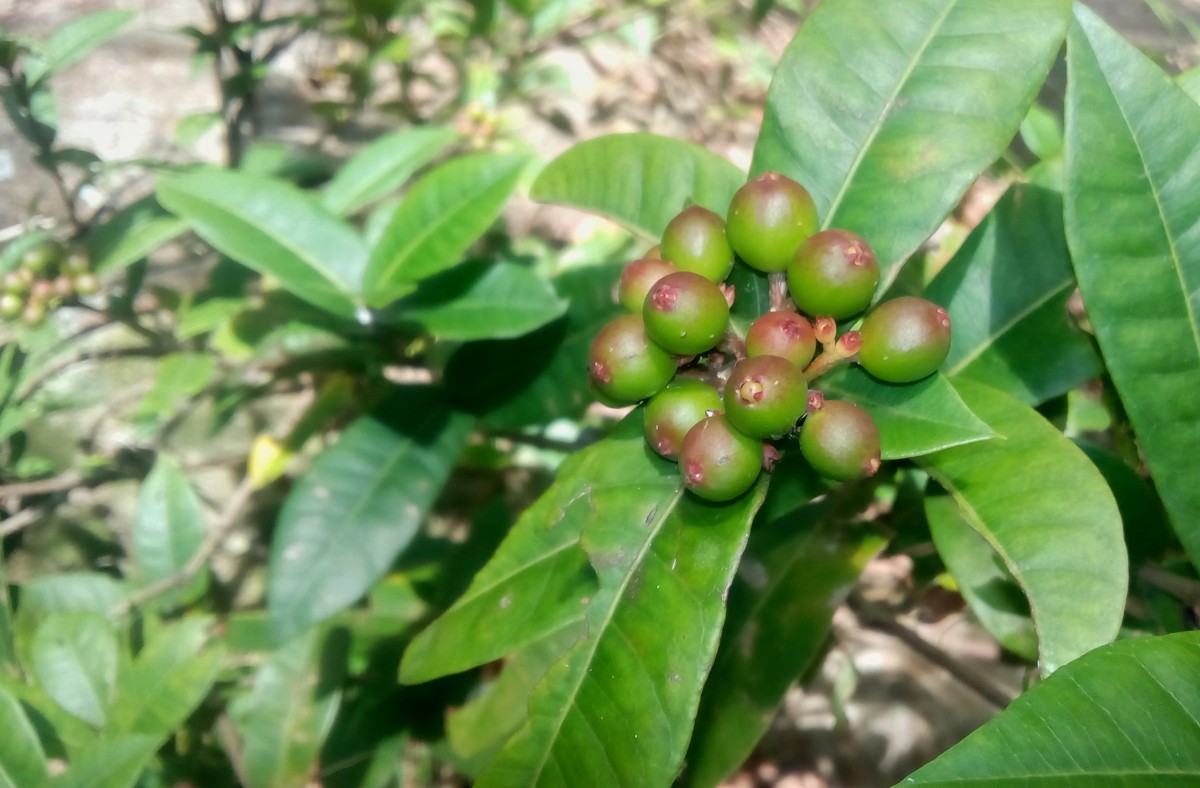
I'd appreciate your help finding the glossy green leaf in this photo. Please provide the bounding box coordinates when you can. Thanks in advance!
[109,617,225,739]
[904,631,1200,785]
[87,196,186,275]
[1077,441,1174,566]
[683,462,886,788]
[322,126,456,216]
[268,387,472,643]
[445,263,622,428]
[364,153,530,306]
[174,111,222,148]
[918,379,1126,673]
[726,263,772,338]
[135,353,215,423]
[925,495,1037,661]
[52,735,159,788]
[817,367,994,459]
[474,418,768,788]
[30,613,118,727]
[530,133,746,240]
[26,10,134,85]
[132,456,206,603]
[1178,63,1200,103]
[752,0,1070,294]
[157,169,366,319]
[927,184,1101,405]
[1064,5,1200,570]
[18,573,127,619]
[396,259,568,340]
[0,685,49,788]
[229,629,346,788]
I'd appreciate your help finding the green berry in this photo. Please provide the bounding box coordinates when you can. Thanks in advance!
[618,257,677,312]
[660,205,734,282]
[20,299,46,327]
[20,239,63,275]
[800,399,881,481]
[2,270,29,295]
[62,247,90,276]
[679,414,762,502]
[643,378,723,460]
[858,296,952,383]
[787,229,879,319]
[726,172,819,273]
[643,244,662,260]
[745,311,816,368]
[74,273,100,295]
[0,293,21,318]
[643,271,729,356]
[724,355,808,438]
[588,314,677,403]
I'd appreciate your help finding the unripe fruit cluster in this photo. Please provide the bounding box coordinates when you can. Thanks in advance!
[587,172,951,502]
[1,239,99,327]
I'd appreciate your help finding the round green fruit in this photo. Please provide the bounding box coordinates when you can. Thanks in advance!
[74,273,100,296]
[20,299,46,327]
[62,247,90,276]
[724,355,808,439]
[618,257,677,312]
[660,205,734,282]
[787,229,879,319]
[588,314,677,403]
[800,399,881,481]
[643,379,723,460]
[745,311,816,368]
[643,271,729,355]
[679,414,762,502]
[726,172,819,273]
[2,270,29,295]
[0,293,21,318]
[858,296,951,383]
[20,239,63,275]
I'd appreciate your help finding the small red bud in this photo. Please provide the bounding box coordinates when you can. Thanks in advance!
[837,330,862,357]
[807,389,825,413]
[762,444,781,472]
[813,316,837,345]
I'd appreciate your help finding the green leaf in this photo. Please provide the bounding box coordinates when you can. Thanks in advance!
[531,133,745,240]
[174,111,222,148]
[903,631,1200,785]
[0,555,17,680]
[752,0,1071,294]
[925,495,1037,661]
[1178,63,1200,103]
[917,379,1126,673]
[927,184,1101,405]
[229,629,346,788]
[1077,441,1174,566]
[87,196,186,275]
[0,685,50,788]
[475,418,768,788]
[135,353,216,423]
[26,10,134,85]
[322,126,457,216]
[157,169,366,319]
[1064,5,1200,570]
[108,617,225,740]
[818,367,994,459]
[683,463,887,788]
[132,456,207,603]
[30,613,118,727]
[268,387,472,643]
[18,573,127,619]
[364,153,530,306]
[1019,103,1064,160]
[52,735,159,788]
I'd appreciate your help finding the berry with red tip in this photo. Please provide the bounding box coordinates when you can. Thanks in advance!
[643,271,729,355]
[726,172,819,273]
[858,296,952,383]
[588,314,677,403]
[618,257,677,312]
[788,229,879,319]
[679,414,763,502]
[745,311,816,368]
[643,379,723,460]
[800,399,881,481]
[661,205,734,282]
[724,355,808,438]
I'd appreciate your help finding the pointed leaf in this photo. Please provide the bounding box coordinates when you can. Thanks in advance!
[26,10,134,85]
[268,387,472,643]
[904,632,1200,785]
[1064,5,1200,570]
[132,456,207,604]
[0,685,49,788]
[917,379,1126,673]
[87,196,186,275]
[752,0,1070,294]
[476,418,768,788]
[530,133,746,239]
[364,153,530,306]
[52,735,159,788]
[322,126,456,216]
[157,169,365,319]
[683,462,887,788]
[30,613,118,727]
[927,184,1101,405]
[818,367,994,459]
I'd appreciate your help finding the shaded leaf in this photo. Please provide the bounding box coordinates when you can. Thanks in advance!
[0,556,17,680]
[927,184,1101,405]
[918,379,1126,673]
[1076,441,1174,566]
[530,133,745,240]
[135,353,215,423]
[26,10,134,85]
[52,735,159,788]
[752,0,1071,294]
[1064,5,1200,569]
[0,685,49,788]
[818,367,994,459]
[30,613,118,727]
[87,195,186,275]
[132,455,206,604]
[268,387,472,643]
[903,632,1200,785]
[322,126,456,216]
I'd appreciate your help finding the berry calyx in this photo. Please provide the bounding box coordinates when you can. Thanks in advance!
[643,379,723,460]
[799,399,881,481]
[726,172,819,273]
[787,229,879,319]
[618,257,677,312]
[588,314,677,403]
[858,296,952,383]
[745,311,816,368]
[679,414,763,502]
[642,271,730,355]
[724,355,808,438]
[660,205,735,282]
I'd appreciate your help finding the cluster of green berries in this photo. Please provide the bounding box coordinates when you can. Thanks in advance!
[587,172,952,502]
[0,239,99,326]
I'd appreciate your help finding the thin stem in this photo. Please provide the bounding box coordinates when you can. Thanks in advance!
[0,505,49,539]
[1138,563,1200,607]
[0,470,84,499]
